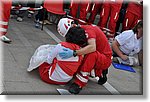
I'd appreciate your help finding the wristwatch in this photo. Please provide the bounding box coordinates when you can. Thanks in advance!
[73,50,77,57]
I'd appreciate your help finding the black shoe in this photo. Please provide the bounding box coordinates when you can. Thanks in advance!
[98,69,108,85]
[69,83,82,94]
[98,76,107,85]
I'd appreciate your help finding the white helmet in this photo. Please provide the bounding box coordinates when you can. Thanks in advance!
[57,18,74,37]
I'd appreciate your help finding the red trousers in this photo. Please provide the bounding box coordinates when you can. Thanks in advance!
[0,0,12,36]
[98,2,122,36]
[70,0,91,21]
[122,2,142,31]
[122,11,142,31]
[39,62,67,85]
[74,51,112,87]
[88,2,102,23]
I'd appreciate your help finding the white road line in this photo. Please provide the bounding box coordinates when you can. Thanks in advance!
[103,82,120,95]
[43,26,61,43]
[89,77,120,95]
[57,89,72,95]
[43,26,120,95]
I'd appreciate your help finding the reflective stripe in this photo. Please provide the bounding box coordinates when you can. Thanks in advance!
[86,3,90,12]
[107,32,114,37]
[114,12,118,20]
[0,21,8,25]
[102,8,104,16]
[80,71,89,76]
[92,4,95,11]
[90,69,95,77]
[70,0,73,8]
[125,19,128,27]
[0,28,7,32]
[76,74,88,83]
[137,20,141,23]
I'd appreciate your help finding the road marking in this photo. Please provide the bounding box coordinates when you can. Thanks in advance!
[57,89,72,95]
[89,77,120,95]
[43,26,120,95]
[43,26,61,43]
[103,82,120,95]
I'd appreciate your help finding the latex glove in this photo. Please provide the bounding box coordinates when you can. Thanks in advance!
[59,47,73,59]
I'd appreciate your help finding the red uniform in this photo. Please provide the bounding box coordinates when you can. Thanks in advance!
[39,42,83,85]
[0,0,12,36]
[69,0,91,21]
[122,2,143,31]
[43,0,65,15]
[74,25,112,87]
[88,0,103,23]
[98,0,123,38]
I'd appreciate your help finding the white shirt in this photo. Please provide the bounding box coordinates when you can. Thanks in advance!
[115,30,142,55]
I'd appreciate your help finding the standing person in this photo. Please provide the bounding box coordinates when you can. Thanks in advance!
[122,0,143,31]
[34,8,49,28]
[88,0,103,24]
[112,21,143,66]
[115,0,128,34]
[34,0,45,22]
[58,18,112,94]
[69,0,91,21]
[11,0,27,22]
[28,20,88,85]
[0,0,12,43]
[97,0,123,42]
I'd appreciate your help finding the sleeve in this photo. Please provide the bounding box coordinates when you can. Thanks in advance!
[46,44,62,64]
[86,30,96,39]
[115,30,133,46]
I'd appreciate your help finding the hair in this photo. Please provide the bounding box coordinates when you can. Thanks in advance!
[65,26,87,47]
[132,20,143,33]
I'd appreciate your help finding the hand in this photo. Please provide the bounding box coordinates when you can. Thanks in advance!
[59,47,73,59]
[120,54,128,61]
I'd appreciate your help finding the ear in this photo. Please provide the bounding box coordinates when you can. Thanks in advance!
[72,24,77,27]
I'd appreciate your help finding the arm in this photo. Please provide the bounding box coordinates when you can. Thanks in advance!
[58,38,96,59]
[76,38,96,55]
[112,39,128,61]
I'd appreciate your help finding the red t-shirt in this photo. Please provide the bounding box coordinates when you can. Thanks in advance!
[81,25,112,57]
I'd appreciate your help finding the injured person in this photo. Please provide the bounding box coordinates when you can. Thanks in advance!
[28,25,87,85]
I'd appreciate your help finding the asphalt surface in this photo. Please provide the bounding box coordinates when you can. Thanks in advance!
[0,14,143,95]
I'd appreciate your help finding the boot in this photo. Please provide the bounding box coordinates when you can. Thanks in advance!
[69,83,82,94]
[98,69,108,85]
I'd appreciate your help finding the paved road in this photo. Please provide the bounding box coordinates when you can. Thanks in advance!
[0,15,142,95]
